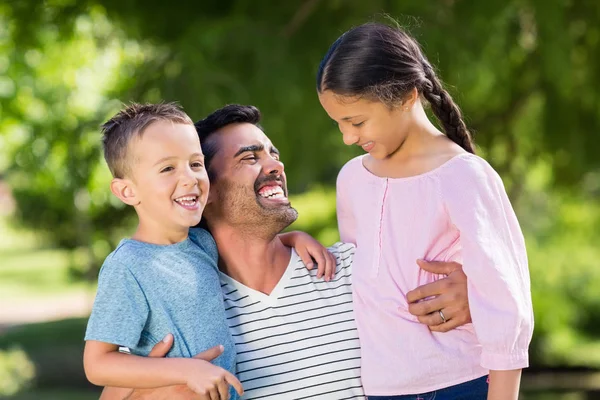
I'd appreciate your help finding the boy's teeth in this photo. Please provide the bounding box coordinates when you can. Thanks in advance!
[175,196,197,204]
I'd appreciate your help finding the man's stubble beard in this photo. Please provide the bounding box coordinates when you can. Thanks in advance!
[217,180,298,237]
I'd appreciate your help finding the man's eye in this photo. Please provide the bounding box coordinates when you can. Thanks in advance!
[243,156,257,161]
[271,154,280,161]
[160,166,174,173]
[352,121,365,127]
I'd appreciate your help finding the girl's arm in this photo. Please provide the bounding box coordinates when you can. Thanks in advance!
[488,369,522,400]
[83,340,243,396]
[440,157,533,395]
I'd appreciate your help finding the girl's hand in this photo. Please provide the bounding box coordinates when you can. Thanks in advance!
[279,231,336,280]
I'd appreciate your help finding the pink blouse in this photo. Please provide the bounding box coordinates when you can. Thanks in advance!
[336,153,533,395]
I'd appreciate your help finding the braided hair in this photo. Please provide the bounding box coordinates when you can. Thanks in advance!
[317,22,475,154]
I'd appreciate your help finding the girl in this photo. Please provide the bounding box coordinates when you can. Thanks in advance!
[316,22,533,400]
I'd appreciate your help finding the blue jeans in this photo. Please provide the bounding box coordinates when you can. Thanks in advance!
[367,375,489,400]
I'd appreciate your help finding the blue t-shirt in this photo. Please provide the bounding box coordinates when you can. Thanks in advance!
[85,228,236,377]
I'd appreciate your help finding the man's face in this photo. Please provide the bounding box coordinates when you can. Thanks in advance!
[204,122,298,233]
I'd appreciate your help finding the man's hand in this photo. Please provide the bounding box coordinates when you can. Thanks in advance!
[405,260,471,332]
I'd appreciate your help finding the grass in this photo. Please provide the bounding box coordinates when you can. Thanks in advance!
[0,218,93,301]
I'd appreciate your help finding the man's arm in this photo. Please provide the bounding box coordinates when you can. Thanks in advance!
[405,260,471,332]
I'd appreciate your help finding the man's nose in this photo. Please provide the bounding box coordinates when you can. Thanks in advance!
[264,157,284,175]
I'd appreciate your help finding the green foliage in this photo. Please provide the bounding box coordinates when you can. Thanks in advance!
[0,318,90,389]
[0,347,35,397]
[1,0,600,372]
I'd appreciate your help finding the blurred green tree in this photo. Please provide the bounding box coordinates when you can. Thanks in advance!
[1,0,600,370]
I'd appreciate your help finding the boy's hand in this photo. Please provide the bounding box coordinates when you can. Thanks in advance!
[123,335,243,400]
[184,355,243,399]
[279,231,336,281]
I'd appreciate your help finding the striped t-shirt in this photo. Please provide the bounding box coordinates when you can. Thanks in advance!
[220,242,364,399]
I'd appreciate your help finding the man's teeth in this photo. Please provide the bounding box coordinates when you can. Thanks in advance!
[259,187,285,199]
[175,196,197,205]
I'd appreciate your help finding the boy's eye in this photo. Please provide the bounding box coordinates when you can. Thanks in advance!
[160,166,174,173]
[352,121,365,127]
[191,161,204,168]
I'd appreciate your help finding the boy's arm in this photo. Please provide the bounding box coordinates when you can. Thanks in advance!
[84,340,242,396]
[99,336,223,400]
[279,231,336,280]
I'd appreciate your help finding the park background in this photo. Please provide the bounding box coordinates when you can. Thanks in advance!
[1,0,599,399]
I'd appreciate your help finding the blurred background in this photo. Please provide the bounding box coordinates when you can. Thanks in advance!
[0,0,599,399]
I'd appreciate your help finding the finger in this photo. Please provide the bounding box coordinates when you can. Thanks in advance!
[296,247,315,270]
[429,317,462,333]
[148,333,174,357]
[416,259,461,275]
[193,345,224,361]
[407,295,446,317]
[208,387,220,400]
[406,278,449,303]
[327,250,337,280]
[415,310,445,326]
[217,379,230,400]
[322,250,334,281]
[224,371,244,396]
[313,251,327,279]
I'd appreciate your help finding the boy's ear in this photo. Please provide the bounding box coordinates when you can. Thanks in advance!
[110,178,139,206]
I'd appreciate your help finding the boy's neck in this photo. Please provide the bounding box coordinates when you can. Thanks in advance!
[132,220,189,245]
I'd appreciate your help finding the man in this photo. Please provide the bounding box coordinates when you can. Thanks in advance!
[101,105,471,400]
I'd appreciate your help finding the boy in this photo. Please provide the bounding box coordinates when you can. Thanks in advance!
[83,103,243,398]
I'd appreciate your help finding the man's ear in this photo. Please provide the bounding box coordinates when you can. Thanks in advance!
[205,183,217,205]
[110,178,139,206]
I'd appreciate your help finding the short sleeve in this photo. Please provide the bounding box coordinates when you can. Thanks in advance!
[84,259,149,349]
[189,228,219,263]
[440,155,534,370]
[336,163,357,245]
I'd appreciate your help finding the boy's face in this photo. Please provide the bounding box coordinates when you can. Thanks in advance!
[124,120,209,234]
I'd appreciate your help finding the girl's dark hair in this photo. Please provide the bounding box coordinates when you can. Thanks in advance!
[317,23,475,153]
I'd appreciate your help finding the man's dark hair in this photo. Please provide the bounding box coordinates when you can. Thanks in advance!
[194,104,262,179]
[102,102,193,178]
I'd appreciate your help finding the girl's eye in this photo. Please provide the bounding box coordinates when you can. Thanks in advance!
[352,121,365,127]
[160,166,174,173]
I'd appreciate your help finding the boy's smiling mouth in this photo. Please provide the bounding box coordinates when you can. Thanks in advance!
[174,195,200,210]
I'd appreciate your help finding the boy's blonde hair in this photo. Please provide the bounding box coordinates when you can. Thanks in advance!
[102,102,194,178]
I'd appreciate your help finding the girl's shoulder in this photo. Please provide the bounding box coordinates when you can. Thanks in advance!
[337,155,366,182]
[437,152,506,195]
[441,153,501,179]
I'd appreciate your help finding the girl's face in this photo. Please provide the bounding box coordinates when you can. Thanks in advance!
[318,90,412,159]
